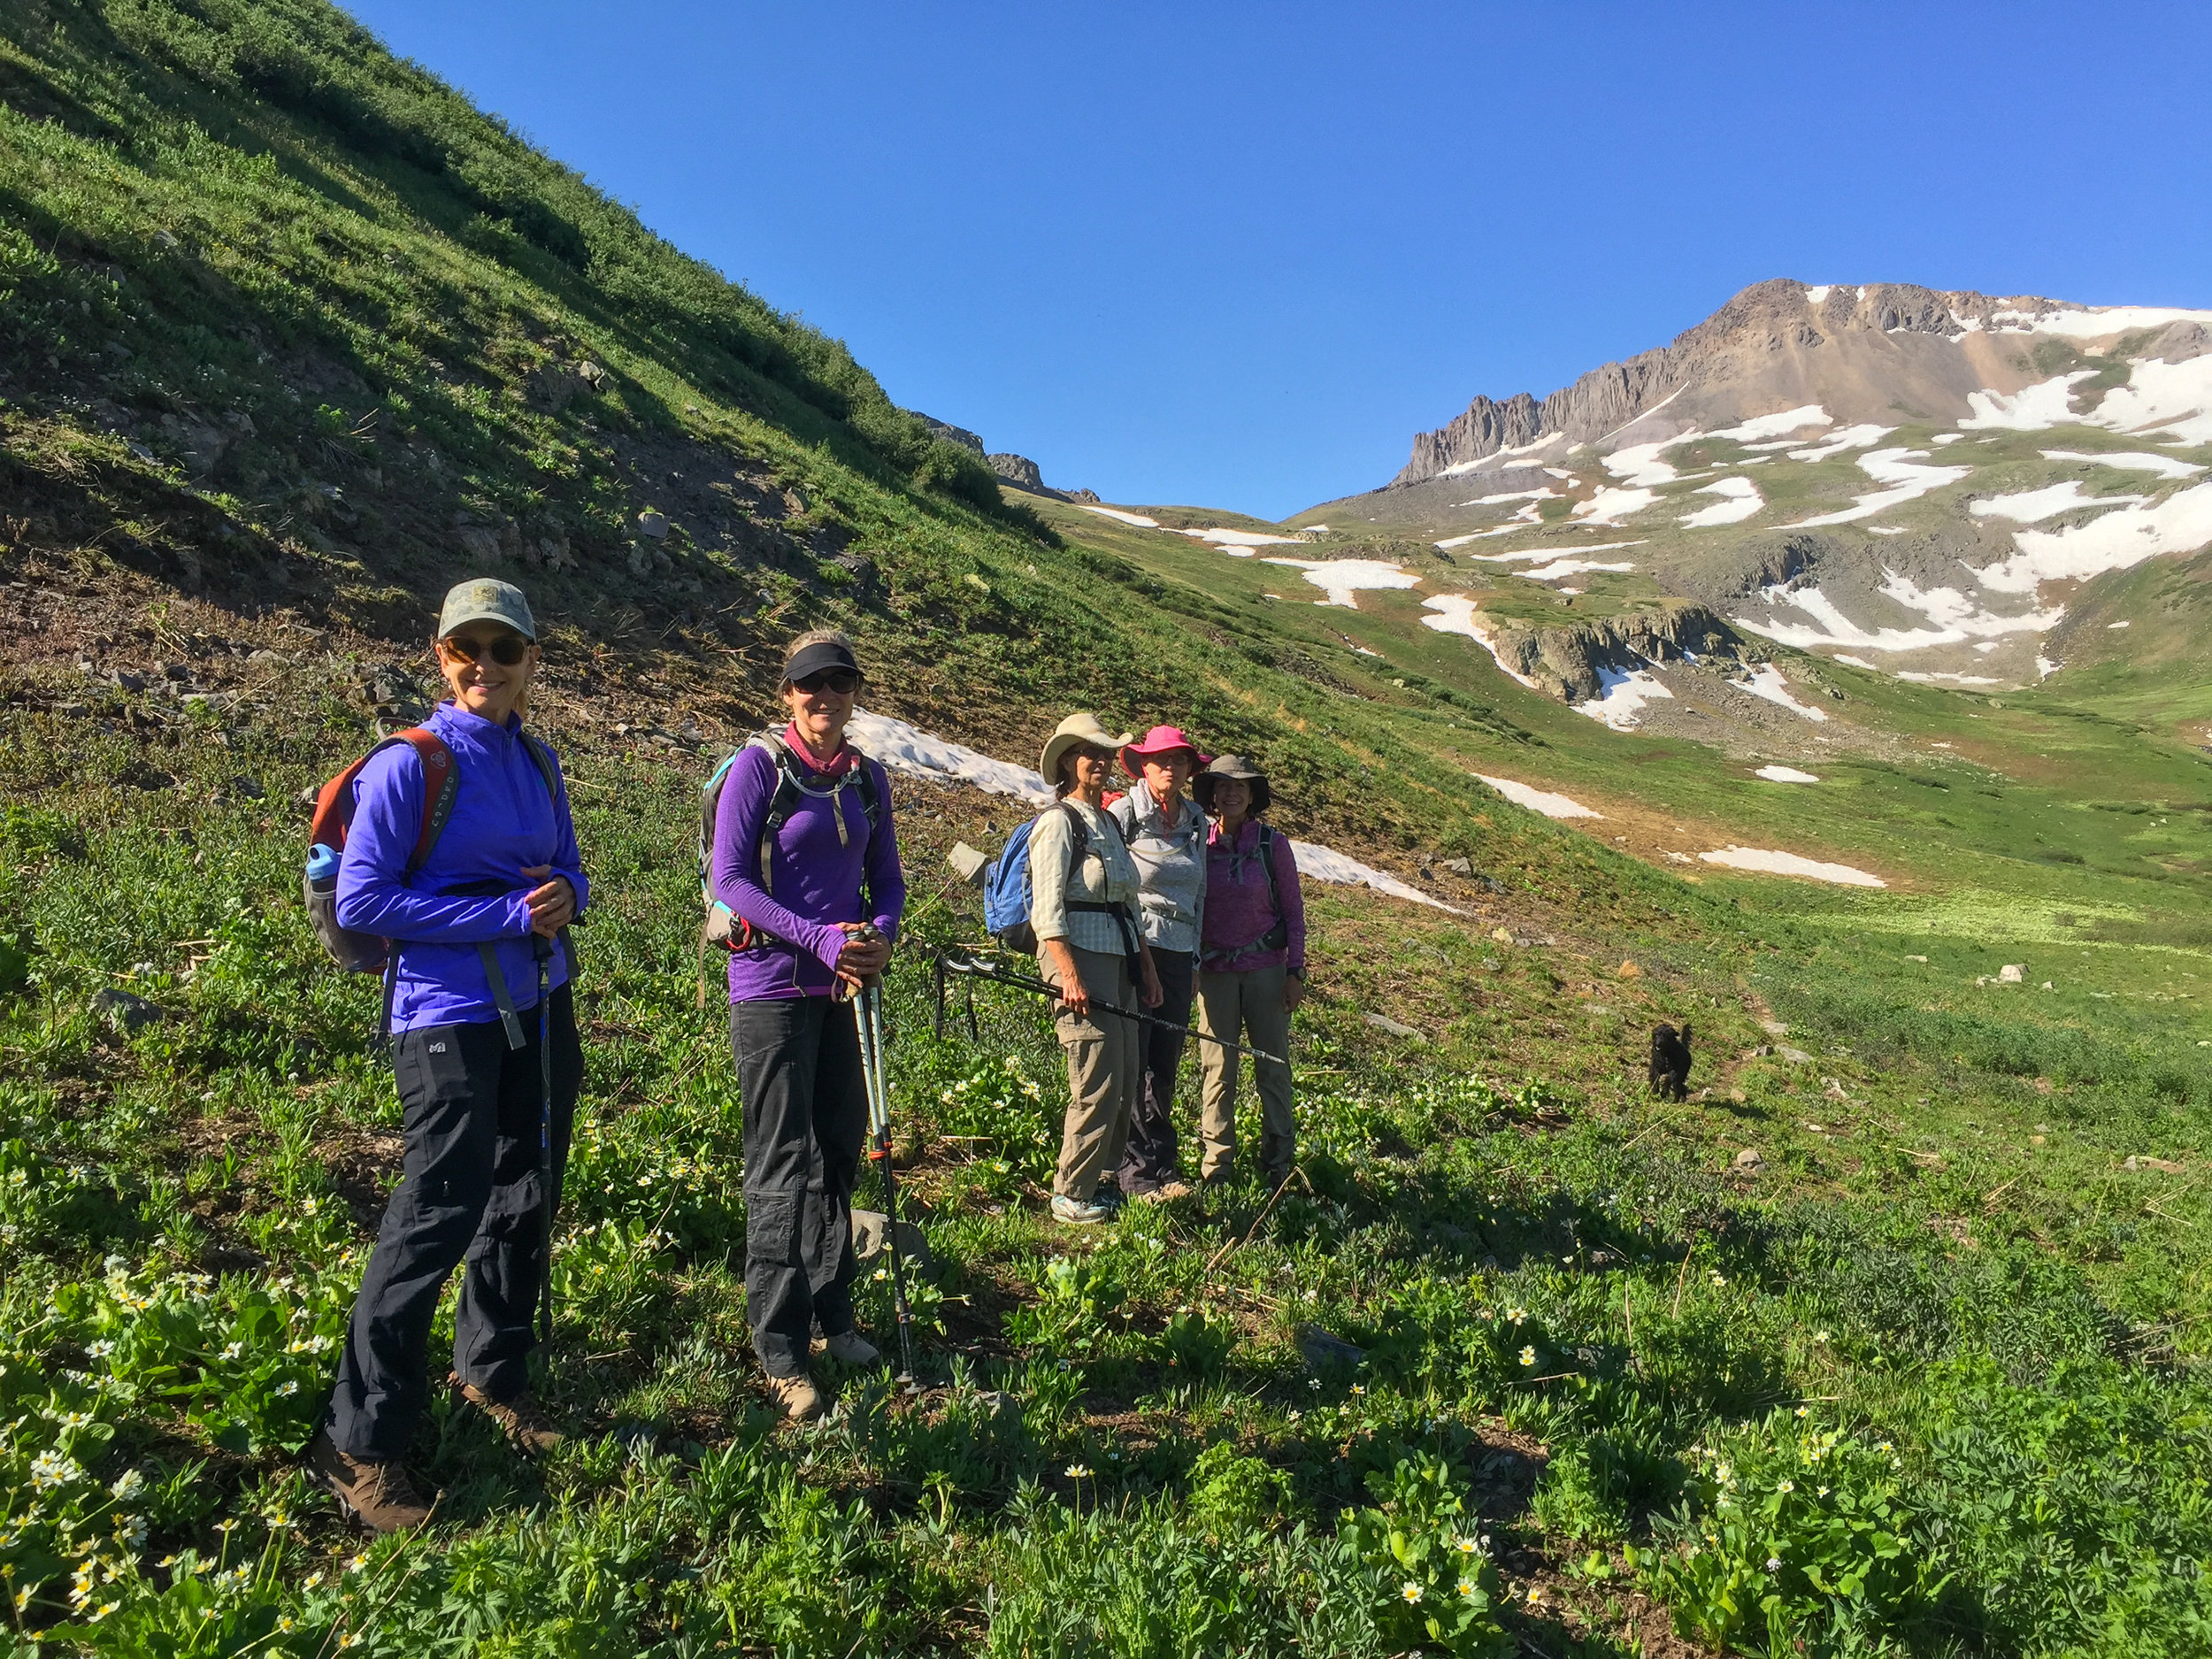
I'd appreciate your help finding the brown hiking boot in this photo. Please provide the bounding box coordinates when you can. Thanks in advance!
[304,1428,434,1533]
[449,1377,565,1456]
[764,1371,826,1422]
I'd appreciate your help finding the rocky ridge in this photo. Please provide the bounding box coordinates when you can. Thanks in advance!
[1392,279,2152,485]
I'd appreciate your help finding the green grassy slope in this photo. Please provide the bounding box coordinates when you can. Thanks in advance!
[1,4,2208,1655]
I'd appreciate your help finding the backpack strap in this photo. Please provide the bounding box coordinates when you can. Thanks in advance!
[392,729,460,873]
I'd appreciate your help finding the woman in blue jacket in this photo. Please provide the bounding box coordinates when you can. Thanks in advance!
[308,578,587,1533]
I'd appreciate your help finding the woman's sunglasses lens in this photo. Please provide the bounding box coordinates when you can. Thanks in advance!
[797,671,858,694]
[442,635,529,664]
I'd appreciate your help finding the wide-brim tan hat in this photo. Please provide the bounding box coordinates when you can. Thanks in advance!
[1039,712,1135,788]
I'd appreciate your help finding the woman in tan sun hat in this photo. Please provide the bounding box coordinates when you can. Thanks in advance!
[1030,713,1164,1225]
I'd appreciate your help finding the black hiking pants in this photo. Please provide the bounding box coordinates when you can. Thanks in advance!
[1118,946,1194,1194]
[733,995,865,1378]
[327,987,580,1460]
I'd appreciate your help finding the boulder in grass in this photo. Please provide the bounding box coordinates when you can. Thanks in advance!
[1297,1325,1364,1377]
[92,987,171,1034]
[850,1208,932,1273]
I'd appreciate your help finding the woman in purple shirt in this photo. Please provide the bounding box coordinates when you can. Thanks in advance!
[710,630,906,1420]
[309,579,586,1534]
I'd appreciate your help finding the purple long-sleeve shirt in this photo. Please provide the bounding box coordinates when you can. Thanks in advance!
[710,740,906,1000]
[334,702,588,1033]
[1198,819,1305,975]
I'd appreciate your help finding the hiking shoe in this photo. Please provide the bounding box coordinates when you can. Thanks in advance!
[823,1330,882,1367]
[1133,1179,1196,1202]
[450,1377,564,1456]
[304,1428,434,1534]
[1051,1194,1110,1225]
[764,1371,826,1422]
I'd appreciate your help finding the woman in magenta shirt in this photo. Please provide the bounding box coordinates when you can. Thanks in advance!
[710,630,905,1419]
[1193,755,1305,1187]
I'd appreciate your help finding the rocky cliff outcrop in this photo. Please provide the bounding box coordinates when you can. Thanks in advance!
[1480,603,1745,705]
[1393,279,2078,485]
[987,452,1068,499]
[918,415,986,456]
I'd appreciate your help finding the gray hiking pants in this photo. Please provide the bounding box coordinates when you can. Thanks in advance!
[733,995,864,1379]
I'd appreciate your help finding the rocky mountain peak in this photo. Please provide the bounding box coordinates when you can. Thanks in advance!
[1392,278,2092,486]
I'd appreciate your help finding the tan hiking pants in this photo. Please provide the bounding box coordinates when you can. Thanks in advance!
[1041,945,1141,1201]
[1196,962,1295,1181]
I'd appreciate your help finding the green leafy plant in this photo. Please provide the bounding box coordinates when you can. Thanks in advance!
[1335,1452,1510,1657]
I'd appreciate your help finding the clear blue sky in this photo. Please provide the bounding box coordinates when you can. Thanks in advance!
[346,0,2212,519]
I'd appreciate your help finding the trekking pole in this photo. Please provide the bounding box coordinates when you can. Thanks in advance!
[935,951,1289,1067]
[534,933,556,1347]
[856,981,918,1383]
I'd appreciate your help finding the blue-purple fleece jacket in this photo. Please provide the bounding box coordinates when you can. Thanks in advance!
[709,742,906,1001]
[334,702,588,1033]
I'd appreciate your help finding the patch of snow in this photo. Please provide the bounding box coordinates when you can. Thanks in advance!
[1832,654,1878,669]
[1475,774,1601,819]
[1604,438,1692,488]
[1971,480,2147,523]
[852,708,1458,912]
[1991,303,2212,340]
[1733,662,1829,722]
[1573,664,1674,731]
[1302,523,1331,534]
[2040,449,2205,480]
[1468,541,1646,564]
[1738,571,2059,652]
[1755,765,1822,784]
[2089,354,2212,445]
[1573,485,1661,526]
[1543,467,1574,479]
[1894,671,2003,686]
[850,709,1056,805]
[1699,846,1885,887]
[1977,480,2212,593]
[1517,558,1635,580]
[1465,488,1555,506]
[1260,557,1421,608]
[1792,449,1970,526]
[1868,526,1908,535]
[1802,286,1832,305]
[1931,433,1966,445]
[1180,526,1305,549]
[1788,424,1894,462]
[1081,506,1159,527]
[1290,841,1463,912]
[1420,597,1540,687]
[1711,404,1831,442]
[1436,431,1570,479]
[1683,475,1763,527]
[2037,656,2060,679]
[2107,619,2131,628]
[1960,372,2096,432]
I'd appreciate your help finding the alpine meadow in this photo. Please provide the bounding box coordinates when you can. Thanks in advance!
[1,3,2209,1656]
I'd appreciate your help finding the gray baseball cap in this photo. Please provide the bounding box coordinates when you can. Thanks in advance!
[435,577,536,641]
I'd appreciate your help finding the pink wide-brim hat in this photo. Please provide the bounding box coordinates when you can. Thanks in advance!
[1120,725,1211,775]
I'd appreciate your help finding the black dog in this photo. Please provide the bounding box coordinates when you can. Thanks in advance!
[1649,1023,1693,1101]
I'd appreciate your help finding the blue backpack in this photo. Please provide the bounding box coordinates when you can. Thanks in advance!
[984,803,1131,955]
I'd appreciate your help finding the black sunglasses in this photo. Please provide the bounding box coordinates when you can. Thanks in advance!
[440,633,530,665]
[793,669,859,695]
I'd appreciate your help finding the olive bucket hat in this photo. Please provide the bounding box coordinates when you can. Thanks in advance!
[1193,753,1271,817]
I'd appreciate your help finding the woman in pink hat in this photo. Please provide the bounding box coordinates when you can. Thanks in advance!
[1108,726,1210,1200]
